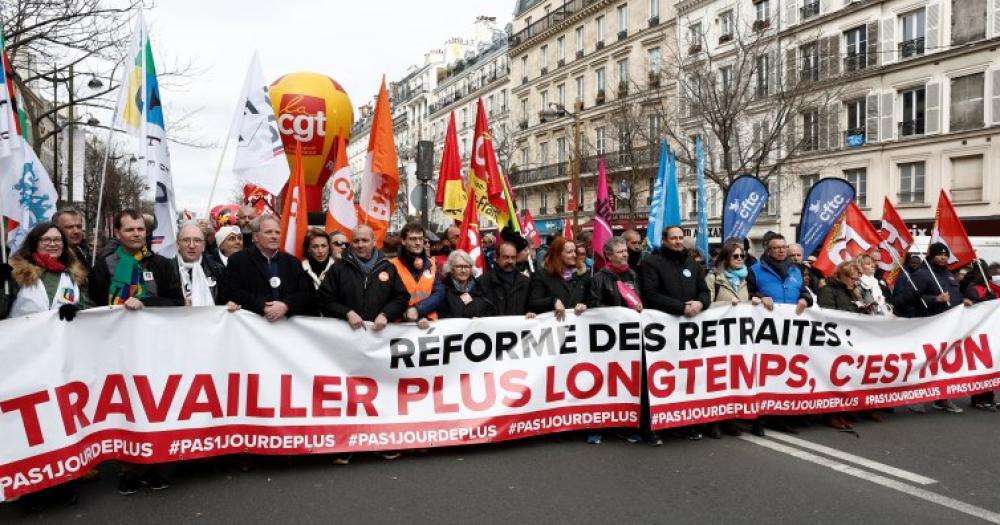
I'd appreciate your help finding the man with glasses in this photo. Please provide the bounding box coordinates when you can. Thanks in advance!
[89,209,184,311]
[174,222,230,307]
[221,215,314,321]
[747,234,811,314]
[391,222,445,324]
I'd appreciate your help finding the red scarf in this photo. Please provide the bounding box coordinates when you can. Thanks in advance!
[32,252,66,273]
[607,262,631,274]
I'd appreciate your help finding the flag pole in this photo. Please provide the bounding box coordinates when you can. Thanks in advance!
[204,128,235,218]
[884,247,928,310]
[90,121,118,263]
[921,257,947,294]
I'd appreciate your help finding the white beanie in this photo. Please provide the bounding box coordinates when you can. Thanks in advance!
[215,225,241,247]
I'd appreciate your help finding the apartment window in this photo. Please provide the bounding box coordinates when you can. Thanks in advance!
[540,191,548,213]
[756,0,770,23]
[950,73,985,132]
[648,47,662,74]
[596,127,606,154]
[540,90,549,110]
[952,0,986,45]
[755,54,769,97]
[844,168,868,207]
[461,108,468,128]
[596,68,606,93]
[575,26,584,53]
[520,192,527,212]
[801,0,820,20]
[540,45,549,69]
[766,179,779,215]
[540,142,549,164]
[688,22,703,48]
[650,0,659,20]
[898,162,925,203]
[649,114,661,140]
[719,66,733,94]
[557,37,565,62]
[802,111,819,150]
[801,174,820,202]
[520,148,529,167]
[685,189,698,219]
[461,138,468,158]
[575,76,584,103]
[844,26,867,72]
[617,4,628,33]
[899,9,926,59]
[557,138,567,164]
[800,43,818,82]
[709,188,720,219]
[900,87,926,136]
[557,83,566,106]
[596,15,606,42]
[720,10,734,41]
[487,95,494,115]
[845,98,866,147]
[617,59,629,85]
[951,155,984,202]
[520,98,528,124]
[521,56,528,80]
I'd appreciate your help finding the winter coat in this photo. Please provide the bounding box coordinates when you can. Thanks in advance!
[638,247,710,315]
[817,280,861,313]
[220,245,315,317]
[174,256,227,305]
[964,282,999,304]
[528,268,591,313]
[318,251,409,322]
[438,278,495,318]
[589,267,640,308]
[747,256,811,306]
[476,270,532,316]
[706,269,750,304]
[9,255,94,315]
[909,263,962,317]
[89,248,184,307]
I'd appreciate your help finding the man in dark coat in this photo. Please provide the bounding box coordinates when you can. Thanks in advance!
[318,224,409,330]
[89,209,184,309]
[638,226,710,317]
[909,242,971,317]
[477,239,533,316]
[221,215,314,321]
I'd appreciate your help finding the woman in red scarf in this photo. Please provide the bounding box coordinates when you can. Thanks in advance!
[8,222,92,320]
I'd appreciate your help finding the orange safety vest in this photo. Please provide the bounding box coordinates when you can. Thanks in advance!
[391,257,439,320]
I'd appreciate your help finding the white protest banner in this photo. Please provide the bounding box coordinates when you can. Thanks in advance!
[643,303,1000,430]
[0,307,642,501]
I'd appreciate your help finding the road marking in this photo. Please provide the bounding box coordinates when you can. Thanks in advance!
[763,431,938,485]
[741,435,1000,524]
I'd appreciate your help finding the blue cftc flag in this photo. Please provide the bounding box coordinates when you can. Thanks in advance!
[722,175,769,242]
[797,177,856,256]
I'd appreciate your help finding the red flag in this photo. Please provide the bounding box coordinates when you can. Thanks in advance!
[877,198,914,288]
[592,158,613,270]
[325,135,358,240]
[562,218,574,241]
[814,202,881,277]
[357,76,400,247]
[930,189,976,270]
[456,187,486,275]
[520,210,541,249]
[470,98,507,213]
[243,184,275,215]
[435,113,466,220]
[279,143,309,259]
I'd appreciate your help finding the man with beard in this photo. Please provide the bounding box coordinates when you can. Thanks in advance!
[392,223,445,325]
[623,229,647,271]
[477,239,534,316]
[236,205,257,247]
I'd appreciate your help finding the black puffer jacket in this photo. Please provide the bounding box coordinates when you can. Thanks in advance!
[817,280,861,313]
[638,247,710,315]
[528,268,591,313]
[476,269,532,316]
[589,267,640,307]
[438,278,495,318]
[318,251,409,322]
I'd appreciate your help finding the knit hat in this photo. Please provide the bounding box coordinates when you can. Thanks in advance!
[927,242,950,258]
[500,226,529,252]
[215,225,241,247]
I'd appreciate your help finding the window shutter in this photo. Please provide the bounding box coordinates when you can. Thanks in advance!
[881,18,895,65]
[818,108,830,150]
[994,0,1000,38]
[925,82,941,134]
[827,36,840,77]
[828,102,841,151]
[786,117,798,156]
[769,50,779,95]
[866,93,880,143]
[867,22,879,68]
[786,0,798,27]
[821,0,830,15]
[992,70,1000,125]
[879,92,894,142]
[926,3,940,53]
[819,38,830,79]
[785,48,797,89]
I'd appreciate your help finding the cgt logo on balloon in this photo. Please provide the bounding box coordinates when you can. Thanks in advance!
[276,94,327,152]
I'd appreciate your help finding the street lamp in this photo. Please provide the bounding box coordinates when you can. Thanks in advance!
[46,65,104,205]
[539,102,582,235]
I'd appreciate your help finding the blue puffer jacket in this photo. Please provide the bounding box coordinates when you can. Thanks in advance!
[748,257,810,305]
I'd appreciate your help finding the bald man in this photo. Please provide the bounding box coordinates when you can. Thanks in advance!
[174,222,232,308]
[318,224,409,331]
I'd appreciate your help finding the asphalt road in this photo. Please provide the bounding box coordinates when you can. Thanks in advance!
[3,406,1000,524]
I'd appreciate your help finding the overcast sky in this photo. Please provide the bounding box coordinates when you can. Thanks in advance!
[142,0,513,214]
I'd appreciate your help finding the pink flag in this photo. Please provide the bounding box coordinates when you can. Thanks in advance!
[592,157,613,270]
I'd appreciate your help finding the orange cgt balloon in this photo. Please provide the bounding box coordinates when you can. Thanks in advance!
[269,72,353,211]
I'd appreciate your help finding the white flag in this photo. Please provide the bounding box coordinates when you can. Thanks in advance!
[0,136,57,250]
[0,29,20,159]
[231,52,289,196]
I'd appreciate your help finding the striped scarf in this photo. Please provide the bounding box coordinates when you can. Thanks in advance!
[109,245,148,304]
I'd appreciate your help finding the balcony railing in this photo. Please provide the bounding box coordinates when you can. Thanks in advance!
[753,19,771,31]
[843,128,866,147]
[899,37,925,59]
[843,53,867,73]
[509,145,657,187]
[800,65,819,82]
[898,118,925,137]
[648,16,660,27]
[800,1,820,20]
[800,135,819,151]
[617,30,628,41]
[507,0,604,48]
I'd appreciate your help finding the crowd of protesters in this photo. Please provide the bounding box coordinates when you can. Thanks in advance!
[2,205,999,507]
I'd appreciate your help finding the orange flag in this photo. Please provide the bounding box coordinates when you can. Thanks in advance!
[325,135,357,240]
[280,143,309,259]
[435,112,466,221]
[357,76,399,247]
[456,187,486,275]
[813,201,881,277]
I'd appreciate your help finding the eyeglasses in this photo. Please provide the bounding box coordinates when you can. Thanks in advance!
[769,245,788,251]
[731,253,745,260]
[452,264,472,270]
[179,238,205,245]
[39,237,63,246]
[332,241,348,248]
